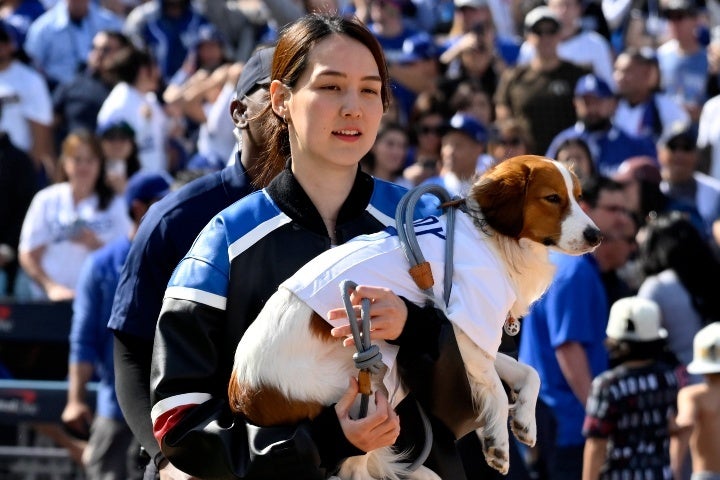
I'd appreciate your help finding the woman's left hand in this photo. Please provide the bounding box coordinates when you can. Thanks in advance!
[328,285,407,345]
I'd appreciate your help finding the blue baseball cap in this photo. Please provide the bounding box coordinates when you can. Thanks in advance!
[574,74,614,98]
[193,24,226,51]
[124,172,171,208]
[444,113,488,144]
[397,32,438,64]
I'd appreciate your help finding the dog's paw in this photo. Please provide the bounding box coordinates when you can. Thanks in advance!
[509,403,537,447]
[479,434,510,475]
[510,416,536,447]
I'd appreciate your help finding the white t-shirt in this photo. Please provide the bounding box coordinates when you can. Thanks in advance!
[283,212,515,403]
[0,60,53,152]
[613,93,689,140]
[698,95,720,180]
[97,82,168,173]
[19,183,132,299]
[196,83,237,166]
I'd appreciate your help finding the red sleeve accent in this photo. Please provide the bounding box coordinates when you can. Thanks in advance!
[153,404,197,445]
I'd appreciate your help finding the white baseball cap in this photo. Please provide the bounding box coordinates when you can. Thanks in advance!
[687,323,720,375]
[606,297,667,342]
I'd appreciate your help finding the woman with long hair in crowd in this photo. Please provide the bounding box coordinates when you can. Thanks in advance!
[18,130,130,301]
[637,211,720,383]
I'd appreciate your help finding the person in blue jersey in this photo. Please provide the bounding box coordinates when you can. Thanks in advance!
[545,73,657,177]
[150,14,462,480]
[108,46,276,480]
[63,172,170,480]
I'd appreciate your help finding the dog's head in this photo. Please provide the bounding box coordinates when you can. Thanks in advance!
[469,155,601,255]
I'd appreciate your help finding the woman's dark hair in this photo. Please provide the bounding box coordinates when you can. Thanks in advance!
[106,46,155,85]
[254,14,390,187]
[639,212,720,325]
[57,129,114,210]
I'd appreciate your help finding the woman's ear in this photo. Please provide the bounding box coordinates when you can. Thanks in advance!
[230,98,248,128]
[270,80,290,123]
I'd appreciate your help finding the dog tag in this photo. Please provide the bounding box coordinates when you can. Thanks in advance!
[504,316,520,336]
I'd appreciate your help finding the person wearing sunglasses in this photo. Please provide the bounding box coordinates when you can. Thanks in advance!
[658,121,720,248]
[516,0,615,88]
[495,6,589,155]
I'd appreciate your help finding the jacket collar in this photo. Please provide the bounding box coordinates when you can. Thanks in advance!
[266,164,374,236]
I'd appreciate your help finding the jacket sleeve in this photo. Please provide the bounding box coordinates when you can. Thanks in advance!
[113,331,162,462]
[150,297,362,480]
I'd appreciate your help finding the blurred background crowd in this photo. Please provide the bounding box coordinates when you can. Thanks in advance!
[1,0,720,476]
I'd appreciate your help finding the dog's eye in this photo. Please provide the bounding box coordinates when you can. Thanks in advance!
[544,194,561,204]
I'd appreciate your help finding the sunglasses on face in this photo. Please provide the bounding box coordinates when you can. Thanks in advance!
[418,125,443,135]
[499,137,522,146]
[664,10,692,21]
[530,24,559,36]
[667,141,695,152]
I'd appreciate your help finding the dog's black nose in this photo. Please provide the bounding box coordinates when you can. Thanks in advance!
[583,227,603,246]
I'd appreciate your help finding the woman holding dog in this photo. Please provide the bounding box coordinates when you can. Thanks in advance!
[149,14,463,479]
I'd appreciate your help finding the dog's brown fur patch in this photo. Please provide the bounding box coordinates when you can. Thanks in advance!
[228,370,325,426]
[309,311,334,342]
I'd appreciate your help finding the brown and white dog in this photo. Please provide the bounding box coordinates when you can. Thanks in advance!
[228,155,602,479]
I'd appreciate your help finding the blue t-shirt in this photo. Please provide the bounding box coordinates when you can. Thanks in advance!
[546,123,657,177]
[658,45,708,109]
[519,253,610,447]
[71,236,131,420]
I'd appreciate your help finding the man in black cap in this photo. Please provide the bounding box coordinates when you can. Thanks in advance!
[108,46,274,479]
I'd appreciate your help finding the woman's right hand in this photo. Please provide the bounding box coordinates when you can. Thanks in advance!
[335,377,400,452]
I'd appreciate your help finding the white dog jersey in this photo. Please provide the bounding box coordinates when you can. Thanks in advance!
[282,211,516,403]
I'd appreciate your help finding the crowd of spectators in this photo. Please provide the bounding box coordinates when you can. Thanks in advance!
[1,0,720,477]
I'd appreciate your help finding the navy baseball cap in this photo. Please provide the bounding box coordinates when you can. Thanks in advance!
[235,46,275,99]
[193,24,226,50]
[574,74,614,98]
[658,121,697,148]
[444,113,488,144]
[124,172,171,208]
[97,119,135,139]
[397,32,438,64]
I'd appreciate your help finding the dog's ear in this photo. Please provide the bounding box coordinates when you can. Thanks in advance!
[471,161,531,238]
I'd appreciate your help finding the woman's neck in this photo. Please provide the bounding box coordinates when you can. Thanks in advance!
[531,55,561,72]
[292,160,357,242]
[71,183,95,204]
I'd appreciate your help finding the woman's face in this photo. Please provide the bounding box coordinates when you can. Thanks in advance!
[372,129,407,175]
[64,142,101,187]
[491,134,528,161]
[416,113,444,154]
[275,34,385,174]
[557,144,593,180]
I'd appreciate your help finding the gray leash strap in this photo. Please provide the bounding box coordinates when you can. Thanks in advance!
[394,184,461,307]
[339,279,384,419]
